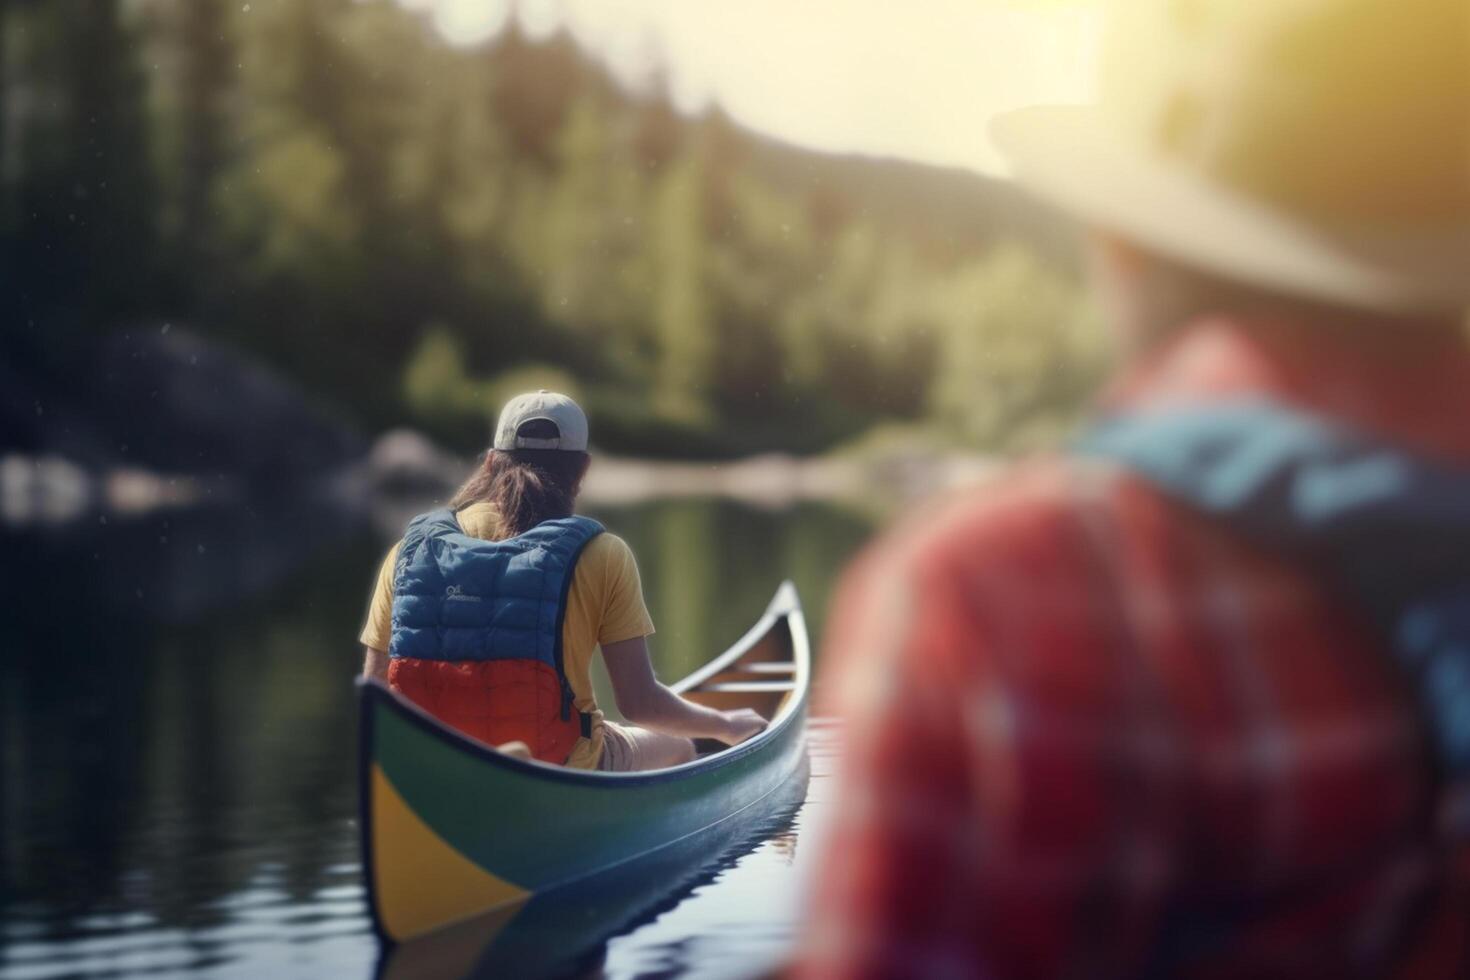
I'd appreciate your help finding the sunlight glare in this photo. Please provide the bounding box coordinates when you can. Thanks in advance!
[516,0,563,41]
[413,0,1100,177]
[433,0,512,46]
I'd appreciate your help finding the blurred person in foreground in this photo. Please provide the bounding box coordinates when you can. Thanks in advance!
[799,1,1470,977]
[359,391,765,771]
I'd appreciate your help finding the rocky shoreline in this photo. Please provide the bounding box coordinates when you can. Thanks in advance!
[2,425,1001,531]
[3,325,1003,533]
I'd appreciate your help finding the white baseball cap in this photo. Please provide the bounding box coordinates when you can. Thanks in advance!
[493,390,589,452]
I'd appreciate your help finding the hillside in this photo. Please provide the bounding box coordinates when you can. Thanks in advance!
[2,0,1101,461]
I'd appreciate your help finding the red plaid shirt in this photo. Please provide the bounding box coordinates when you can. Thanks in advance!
[799,318,1470,980]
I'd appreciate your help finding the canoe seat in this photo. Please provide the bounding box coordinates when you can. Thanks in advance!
[700,680,798,694]
[742,662,797,674]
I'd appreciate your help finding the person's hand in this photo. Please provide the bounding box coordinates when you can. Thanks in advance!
[717,708,768,746]
[497,740,532,761]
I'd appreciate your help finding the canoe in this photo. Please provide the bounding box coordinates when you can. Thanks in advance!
[357,580,811,958]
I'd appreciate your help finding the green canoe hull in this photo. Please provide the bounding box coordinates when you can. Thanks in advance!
[375,757,810,979]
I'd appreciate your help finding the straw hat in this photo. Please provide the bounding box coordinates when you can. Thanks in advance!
[992,0,1470,313]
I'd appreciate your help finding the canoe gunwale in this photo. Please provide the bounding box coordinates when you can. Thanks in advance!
[357,580,809,789]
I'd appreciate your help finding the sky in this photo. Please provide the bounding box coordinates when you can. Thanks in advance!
[399,0,1101,177]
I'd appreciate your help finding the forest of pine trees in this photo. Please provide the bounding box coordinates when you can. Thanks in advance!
[1,0,1107,458]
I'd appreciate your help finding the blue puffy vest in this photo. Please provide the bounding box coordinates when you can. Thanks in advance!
[389,508,605,720]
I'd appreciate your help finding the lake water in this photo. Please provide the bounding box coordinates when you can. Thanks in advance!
[0,497,872,979]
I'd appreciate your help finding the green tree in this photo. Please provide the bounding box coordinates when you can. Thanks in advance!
[651,152,715,425]
[9,0,155,321]
[929,245,1106,450]
[172,0,233,267]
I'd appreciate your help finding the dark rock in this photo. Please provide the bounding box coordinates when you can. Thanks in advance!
[1,325,366,486]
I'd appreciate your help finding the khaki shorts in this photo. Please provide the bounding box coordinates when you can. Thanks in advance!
[597,720,692,772]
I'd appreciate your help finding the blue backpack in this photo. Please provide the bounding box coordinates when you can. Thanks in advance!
[1080,399,1470,830]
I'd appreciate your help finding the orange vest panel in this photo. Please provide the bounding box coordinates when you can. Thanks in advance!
[388,658,583,764]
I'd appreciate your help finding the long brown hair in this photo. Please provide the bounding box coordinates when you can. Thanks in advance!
[448,421,591,536]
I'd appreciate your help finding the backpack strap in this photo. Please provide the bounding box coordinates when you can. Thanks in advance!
[1078,398,1470,830]
[1076,400,1470,972]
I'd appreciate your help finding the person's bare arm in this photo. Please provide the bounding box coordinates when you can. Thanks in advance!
[603,636,766,745]
[362,645,389,683]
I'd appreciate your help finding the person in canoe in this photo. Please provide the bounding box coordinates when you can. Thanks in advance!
[359,389,766,770]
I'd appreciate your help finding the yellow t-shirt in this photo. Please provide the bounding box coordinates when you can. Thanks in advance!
[358,501,655,769]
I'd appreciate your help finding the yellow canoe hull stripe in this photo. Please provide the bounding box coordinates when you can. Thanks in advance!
[371,763,530,942]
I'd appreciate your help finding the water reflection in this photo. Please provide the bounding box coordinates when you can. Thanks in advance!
[0,498,869,978]
[603,718,843,980]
